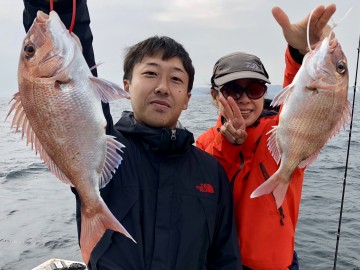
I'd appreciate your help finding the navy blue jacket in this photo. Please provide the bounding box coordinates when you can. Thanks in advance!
[76,112,242,270]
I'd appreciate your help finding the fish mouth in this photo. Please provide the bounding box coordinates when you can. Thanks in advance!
[35,11,49,24]
[328,38,339,52]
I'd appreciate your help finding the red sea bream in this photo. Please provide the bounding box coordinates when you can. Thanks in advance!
[6,11,135,263]
[251,36,350,209]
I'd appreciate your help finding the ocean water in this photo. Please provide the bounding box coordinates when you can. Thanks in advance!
[0,86,359,269]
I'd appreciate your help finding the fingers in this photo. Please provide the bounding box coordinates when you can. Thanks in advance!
[315,4,336,30]
[220,123,247,145]
[219,96,244,130]
[218,96,247,144]
[219,96,232,119]
[227,96,242,119]
[272,6,290,31]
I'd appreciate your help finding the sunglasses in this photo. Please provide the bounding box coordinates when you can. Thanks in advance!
[219,81,267,100]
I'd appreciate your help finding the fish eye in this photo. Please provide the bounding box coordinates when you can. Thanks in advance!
[24,43,36,59]
[336,60,347,74]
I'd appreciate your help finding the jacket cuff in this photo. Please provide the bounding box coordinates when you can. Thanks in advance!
[288,45,304,65]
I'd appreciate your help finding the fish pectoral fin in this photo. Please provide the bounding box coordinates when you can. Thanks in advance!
[89,62,103,71]
[99,135,125,188]
[267,126,281,164]
[90,77,129,102]
[271,84,294,107]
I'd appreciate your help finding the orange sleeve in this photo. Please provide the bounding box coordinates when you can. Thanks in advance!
[283,46,302,87]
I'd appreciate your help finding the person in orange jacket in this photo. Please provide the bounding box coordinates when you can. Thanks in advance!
[196,4,337,270]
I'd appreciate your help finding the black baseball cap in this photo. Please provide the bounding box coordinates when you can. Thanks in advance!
[211,52,271,88]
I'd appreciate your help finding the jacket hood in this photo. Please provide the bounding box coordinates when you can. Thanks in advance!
[114,111,195,154]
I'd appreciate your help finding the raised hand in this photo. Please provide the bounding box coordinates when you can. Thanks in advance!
[272,4,336,54]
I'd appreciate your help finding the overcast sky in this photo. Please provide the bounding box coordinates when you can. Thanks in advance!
[0,0,359,99]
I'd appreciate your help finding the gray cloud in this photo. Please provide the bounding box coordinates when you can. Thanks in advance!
[1,0,359,99]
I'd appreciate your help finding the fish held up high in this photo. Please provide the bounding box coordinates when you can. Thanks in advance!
[6,10,135,263]
[250,36,351,209]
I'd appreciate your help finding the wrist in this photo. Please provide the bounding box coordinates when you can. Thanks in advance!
[288,45,305,64]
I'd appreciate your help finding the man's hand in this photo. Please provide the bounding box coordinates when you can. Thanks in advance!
[219,96,247,145]
[272,4,336,54]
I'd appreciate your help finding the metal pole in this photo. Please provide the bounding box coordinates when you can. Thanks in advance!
[333,34,360,270]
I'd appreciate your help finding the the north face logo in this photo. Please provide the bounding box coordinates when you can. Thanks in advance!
[196,183,215,193]
[245,61,262,71]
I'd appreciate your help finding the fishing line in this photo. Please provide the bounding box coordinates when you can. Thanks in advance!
[333,34,360,270]
[306,7,316,52]
[49,0,77,33]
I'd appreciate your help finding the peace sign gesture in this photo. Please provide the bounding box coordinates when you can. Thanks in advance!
[219,96,247,145]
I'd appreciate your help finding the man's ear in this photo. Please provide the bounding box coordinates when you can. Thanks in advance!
[123,80,130,91]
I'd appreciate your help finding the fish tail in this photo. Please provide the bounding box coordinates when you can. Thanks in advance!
[250,172,290,209]
[80,200,136,264]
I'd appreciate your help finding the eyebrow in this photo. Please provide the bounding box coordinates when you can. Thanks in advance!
[144,62,186,74]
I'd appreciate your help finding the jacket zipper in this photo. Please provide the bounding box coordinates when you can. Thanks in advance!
[171,129,176,140]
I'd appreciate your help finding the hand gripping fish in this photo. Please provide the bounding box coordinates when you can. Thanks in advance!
[251,36,351,209]
[6,11,135,264]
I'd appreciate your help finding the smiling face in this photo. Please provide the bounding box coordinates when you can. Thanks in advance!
[124,53,191,129]
[214,79,265,127]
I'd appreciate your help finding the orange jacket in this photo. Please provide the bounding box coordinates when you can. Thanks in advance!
[196,47,303,270]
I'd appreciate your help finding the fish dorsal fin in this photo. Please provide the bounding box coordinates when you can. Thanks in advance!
[6,93,73,186]
[267,126,281,164]
[270,84,294,107]
[89,77,129,103]
[99,135,125,188]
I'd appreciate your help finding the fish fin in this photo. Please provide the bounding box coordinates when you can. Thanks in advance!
[298,150,321,168]
[80,199,136,264]
[250,172,290,209]
[90,77,129,102]
[267,126,281,164]
[317,99,351,147]
[270,84,294,107]
[6,93,74,186]
[89,62,104,71]
[99,135,125,189]
[329,100,351,139]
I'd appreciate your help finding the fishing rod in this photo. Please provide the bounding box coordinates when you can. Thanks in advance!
[333,34,360,270]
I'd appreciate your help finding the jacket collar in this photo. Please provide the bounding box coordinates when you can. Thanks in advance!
[114,111,195,154]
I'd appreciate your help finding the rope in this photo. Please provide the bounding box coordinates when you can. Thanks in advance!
[333,34,360,270]
[49,0,77,33]
[68,0,77,33]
